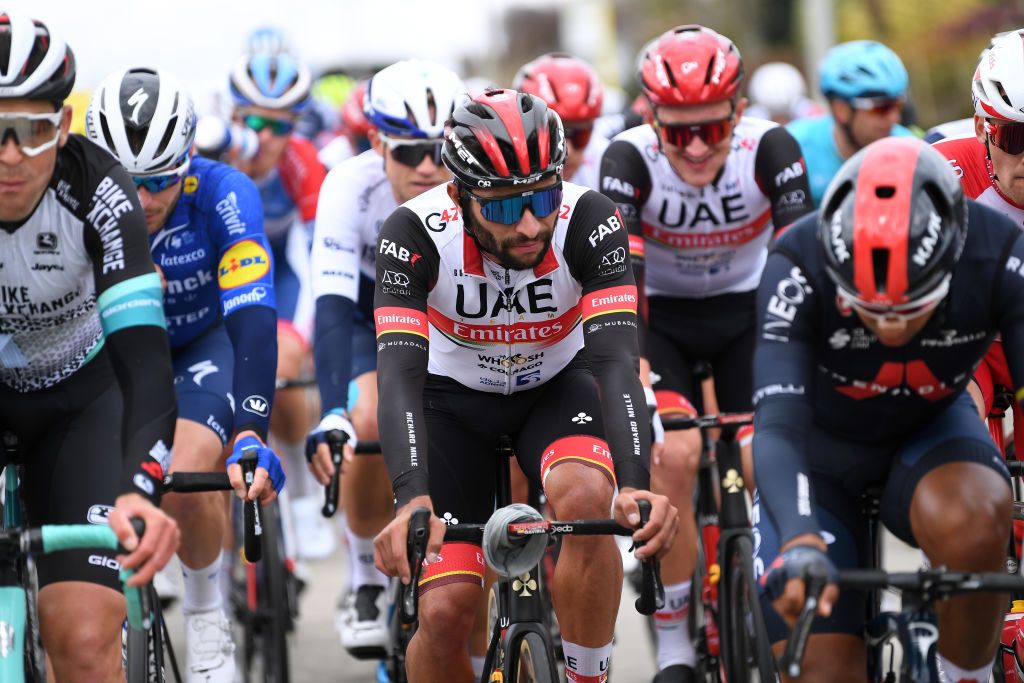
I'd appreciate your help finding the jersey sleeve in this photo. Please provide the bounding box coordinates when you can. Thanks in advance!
[83,160,176,503]
[373,208,440,506]
[599,139,652,355]
[564,190,650,491]
[751,240,821,545]
[310,163,365,413]
[753,126,815,233]
[279,136,327,226]
[991,220,1024,410]
[210,168,278,440]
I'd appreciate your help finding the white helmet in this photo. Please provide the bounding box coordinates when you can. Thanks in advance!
[0,11,76,104]
[973,29,1024,122]
[748,62,807,116]
[86,68,195,175]
[365,59,467,138]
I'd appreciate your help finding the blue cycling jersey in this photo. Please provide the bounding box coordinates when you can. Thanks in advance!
[150,155,278,439]
[786,115,916,206]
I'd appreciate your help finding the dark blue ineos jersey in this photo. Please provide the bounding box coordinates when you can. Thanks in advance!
[752,201,1024,542]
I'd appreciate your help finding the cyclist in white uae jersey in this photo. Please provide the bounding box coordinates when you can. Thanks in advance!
[306,60,466,659]
[372,89,677,683]
[0,12,180,680]
[598,25,814,680]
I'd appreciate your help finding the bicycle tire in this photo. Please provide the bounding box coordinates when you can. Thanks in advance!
[509,631,557,683]
[256,499,290,683]
[385,578,412,683]
[719,534,775,682]
[21,556,45,682]
[689,540,722,682]
[125,585,166,683]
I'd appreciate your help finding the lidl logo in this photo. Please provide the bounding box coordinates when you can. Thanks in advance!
[184,176,199,194]
[218,240,270,289]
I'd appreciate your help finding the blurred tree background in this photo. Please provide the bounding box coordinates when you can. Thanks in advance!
[483,0,1024,128]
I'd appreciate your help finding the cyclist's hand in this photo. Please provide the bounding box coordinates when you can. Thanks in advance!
[615,487,678,560]
[110,493,181,587]
[305,409,356,485]
[227,433,285,504]
[374,497,446,585]
[760,536,839,627]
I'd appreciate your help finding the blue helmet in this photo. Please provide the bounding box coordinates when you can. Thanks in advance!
[230,51,311,112]
[819,40,908,100]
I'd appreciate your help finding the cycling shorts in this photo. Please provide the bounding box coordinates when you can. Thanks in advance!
[172,323,235,445]
[270,224,314,346]
[418,354,615,595]
[753,391,1008,642]
[0,351,132,591]
[646,290,756,414]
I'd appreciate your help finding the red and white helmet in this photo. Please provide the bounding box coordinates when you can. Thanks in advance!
[513,53,603,124]
[972,29,1024,122]
[638,25,743,107]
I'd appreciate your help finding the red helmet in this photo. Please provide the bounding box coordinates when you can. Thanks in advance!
[341,79,370,137]
[441,89,566,188]
[819,137,967,306]
[513,53,603,124]
[638,25,743,107]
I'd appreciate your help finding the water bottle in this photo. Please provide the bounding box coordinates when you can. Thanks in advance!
[1000,599,1024,680]
[194,116,259,161]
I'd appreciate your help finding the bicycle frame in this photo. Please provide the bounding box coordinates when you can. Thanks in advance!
[0,464,29,681]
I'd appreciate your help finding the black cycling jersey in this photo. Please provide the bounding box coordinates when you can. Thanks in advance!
[0,135,176,502]
[753,201,1024,544]
[373,182,650,506]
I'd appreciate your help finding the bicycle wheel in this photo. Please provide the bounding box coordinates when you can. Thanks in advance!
[21,556,46,682]
[124,586,165,683]
[689,540,722,682]
[509,631,557,683]
[718,534,775,682]
[256,499,290,683]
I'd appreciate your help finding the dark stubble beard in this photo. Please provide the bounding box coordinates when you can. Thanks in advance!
[466,212,555,271]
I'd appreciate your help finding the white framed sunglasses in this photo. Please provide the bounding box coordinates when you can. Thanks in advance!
[837,274,951,324]
[0,111,63,157]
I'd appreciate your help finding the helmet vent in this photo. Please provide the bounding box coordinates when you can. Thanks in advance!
[155,115,177,160]
[996,81,1013,110]
[662,58,678,89]
[466,102,493,120]
[424,88,436,126]
[520,95,534,113]
[99,115,118,157]
[872,248,889,294]
[875,186,895,199]
[703,58,716,86]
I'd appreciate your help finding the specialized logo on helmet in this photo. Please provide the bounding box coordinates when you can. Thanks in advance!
[127,87,149,125]
[218,240,270,289]
[828,212,850,264]
[911,212,943,268]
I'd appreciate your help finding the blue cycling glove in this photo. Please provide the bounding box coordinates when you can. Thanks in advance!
[760,544,838,601]
[227,435,286,494]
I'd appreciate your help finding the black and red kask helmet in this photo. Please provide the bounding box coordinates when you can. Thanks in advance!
[818,137,967,306]
[0,11,76,106]
[441,89,566,188]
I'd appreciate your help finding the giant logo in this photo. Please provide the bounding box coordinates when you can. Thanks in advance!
[218,240,270,289]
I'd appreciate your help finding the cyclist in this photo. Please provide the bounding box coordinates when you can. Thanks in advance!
[371,89,678,683]
[86,67,284,680]
[745,61,824,125]
[306,58,466,659]
[0,11,180,680]
[787,39,915,206]
[228,49,330,554]
[513,53,608,191]
[598,24,813,680]
[318,77,372,170]
[754,136,1018,683]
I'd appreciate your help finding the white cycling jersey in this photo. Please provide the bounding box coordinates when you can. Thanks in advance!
[569,132,610,192]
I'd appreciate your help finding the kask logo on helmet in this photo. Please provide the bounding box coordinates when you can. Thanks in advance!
[218,240,270,289]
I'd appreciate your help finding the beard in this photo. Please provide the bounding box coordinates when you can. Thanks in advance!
[468,218,554,271]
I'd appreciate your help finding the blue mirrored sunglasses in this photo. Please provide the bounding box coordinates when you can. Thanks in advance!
[132,172,184,193]
[462,183,563,225]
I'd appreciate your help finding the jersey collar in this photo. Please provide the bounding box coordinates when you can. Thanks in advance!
[462,230,561,279]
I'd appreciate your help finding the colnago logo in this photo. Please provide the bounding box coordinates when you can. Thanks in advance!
[829,212,850,263]
[215,192,246,235]
[774,161,804,187]
[588,214,622,247]
[223,286,268,313]
[243,395,270,417]
[911,212,943,268]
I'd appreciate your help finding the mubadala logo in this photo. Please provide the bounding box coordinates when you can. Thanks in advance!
[243,395,270,417]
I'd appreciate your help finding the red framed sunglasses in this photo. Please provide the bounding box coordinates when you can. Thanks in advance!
[986,119,1024,156]
[654,114,734,148]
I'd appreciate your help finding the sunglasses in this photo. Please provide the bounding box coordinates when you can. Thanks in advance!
[131,160,190,193]
[462,183,563,225]
[655,114,734,148]
[848,96,905,116]
[379,133,443,168]
[838,274,950,324]
[564,124,594,150]
[0,111,63,157]
[242,114,295,136]
[986,120,1024,156]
